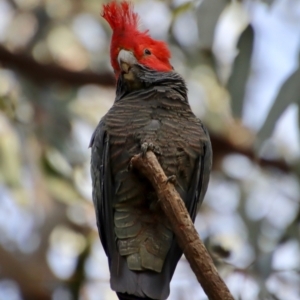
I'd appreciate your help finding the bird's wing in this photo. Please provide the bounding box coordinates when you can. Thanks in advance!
[164,121,212,283]
[90,120,116,265]
[187,122,212,222]
[90,118,176,300]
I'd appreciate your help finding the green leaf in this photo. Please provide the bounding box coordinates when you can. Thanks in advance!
[196,0,228,50]
[261,0,275,6]
[172,1,193,19]
[227,24,254,118]
[257,52,300,145]
[46,175,83,205]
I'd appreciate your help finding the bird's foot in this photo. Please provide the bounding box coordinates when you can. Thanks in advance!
[166,175,177,185]
[141,142,153,157]
[141,142,162,157]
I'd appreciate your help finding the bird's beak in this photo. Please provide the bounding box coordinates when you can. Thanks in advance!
[118,50,137,74]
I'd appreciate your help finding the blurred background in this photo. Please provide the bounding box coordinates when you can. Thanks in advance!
[0,0,299,299]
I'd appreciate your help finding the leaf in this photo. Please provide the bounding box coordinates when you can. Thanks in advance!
[227,24,254,118]
[261,0,275,6]
[45,147,73,178]
[46,175,82,205]
[0,114,21,186]
[172,1,193,20]
[257,52,300,146]
[196,0,228,50]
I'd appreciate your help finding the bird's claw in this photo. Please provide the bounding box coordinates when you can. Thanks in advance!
[166,175,177,185]
[141,142,153,157]
[141,142,162,157]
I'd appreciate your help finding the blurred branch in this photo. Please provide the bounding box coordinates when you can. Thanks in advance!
[0,200,89,300]
[0,246,53,300]
[0,190,63,299]
[0,46,290,172]
[211,135,289,172]
[0,45,115,86]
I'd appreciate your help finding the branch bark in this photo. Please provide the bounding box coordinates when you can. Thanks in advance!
[130,151,234,300]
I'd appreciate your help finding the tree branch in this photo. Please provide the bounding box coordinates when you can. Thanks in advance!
[0,45,291,173]
[211,135,290,172]
[130,151,234,300]
[0,45,115,86]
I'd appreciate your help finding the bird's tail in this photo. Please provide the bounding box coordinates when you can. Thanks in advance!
[117,292,154,300]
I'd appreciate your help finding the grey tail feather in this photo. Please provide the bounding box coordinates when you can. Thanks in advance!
[117,292,154,300]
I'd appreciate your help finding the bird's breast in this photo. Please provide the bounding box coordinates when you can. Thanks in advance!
[102,97,204,272]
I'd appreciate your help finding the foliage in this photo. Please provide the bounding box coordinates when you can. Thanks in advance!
[0,0,299,300]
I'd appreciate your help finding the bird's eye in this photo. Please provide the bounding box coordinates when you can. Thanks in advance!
[144,49,151,55]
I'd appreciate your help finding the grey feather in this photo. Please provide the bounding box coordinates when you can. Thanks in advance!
[90,65,212,299]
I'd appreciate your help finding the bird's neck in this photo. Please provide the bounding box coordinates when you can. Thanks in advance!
[115,64,188,102]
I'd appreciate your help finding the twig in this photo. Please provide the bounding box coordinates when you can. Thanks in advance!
[130,151,234,300]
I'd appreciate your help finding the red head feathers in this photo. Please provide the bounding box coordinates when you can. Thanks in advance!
[102,1,172,77]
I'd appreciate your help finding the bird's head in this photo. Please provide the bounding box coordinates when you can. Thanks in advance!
[102,1,173,81]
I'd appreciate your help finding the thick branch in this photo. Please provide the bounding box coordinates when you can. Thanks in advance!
[130,151,234,300]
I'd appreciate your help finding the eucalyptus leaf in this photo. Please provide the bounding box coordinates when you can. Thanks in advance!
[0,115,21,186]
[261,0,275,6]
[196,0,228,50]
[46,176,82,204]
[257,52,300,146]
[227,24,254,119]
[45,147,73,178]
[172,1,193,20]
